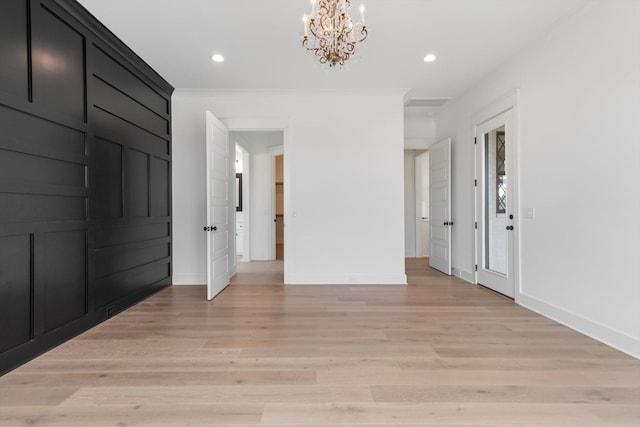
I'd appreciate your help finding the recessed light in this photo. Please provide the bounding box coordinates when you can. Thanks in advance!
[423,53,437,63]
[211,54,225,63]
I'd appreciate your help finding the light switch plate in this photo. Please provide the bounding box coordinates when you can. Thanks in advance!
[523,207,535,219]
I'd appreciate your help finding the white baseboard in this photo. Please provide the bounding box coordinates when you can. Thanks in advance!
[285,274,407,285]
[172,275,206,286]
[452,267,475,283]
[518,293,640,360]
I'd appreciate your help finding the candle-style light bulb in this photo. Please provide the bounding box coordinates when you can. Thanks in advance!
[303,15,308,36]
[359,4,365,25]
[311,0,317,15]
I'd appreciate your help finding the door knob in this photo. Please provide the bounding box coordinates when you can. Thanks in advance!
[506,225,514,230]
[212,226,217,231]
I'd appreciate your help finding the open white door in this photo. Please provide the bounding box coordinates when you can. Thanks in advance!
[205,111,230,300]
[429,138,452,274]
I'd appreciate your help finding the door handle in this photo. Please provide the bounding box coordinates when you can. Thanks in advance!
[506,225,514,230]
[443,221,454,226]
[203,226,218,232]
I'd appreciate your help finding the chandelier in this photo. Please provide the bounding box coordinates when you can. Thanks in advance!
[302,0,368,68]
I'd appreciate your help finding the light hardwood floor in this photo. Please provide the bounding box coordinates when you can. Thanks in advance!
[1,258,638,426]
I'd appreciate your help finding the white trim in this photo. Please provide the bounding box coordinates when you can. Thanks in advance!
[452,267,475,283]
[286,274,408,285]
[519,293,640,360]
[173,275,206,285]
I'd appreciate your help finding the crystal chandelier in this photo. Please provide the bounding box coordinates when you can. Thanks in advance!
[302,0,368,68]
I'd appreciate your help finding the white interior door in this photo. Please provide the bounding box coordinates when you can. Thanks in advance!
[205,111,230,300]
[475,109,515,298]
[429,138,452,274]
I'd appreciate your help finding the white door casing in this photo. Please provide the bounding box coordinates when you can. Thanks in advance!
[205,111,231,300]
[429,138,452,275]
[475,108,517,298]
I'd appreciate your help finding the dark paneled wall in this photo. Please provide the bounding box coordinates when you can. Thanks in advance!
[0,0,174,374]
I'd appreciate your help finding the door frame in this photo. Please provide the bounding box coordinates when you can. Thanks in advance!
[472,90,521,301]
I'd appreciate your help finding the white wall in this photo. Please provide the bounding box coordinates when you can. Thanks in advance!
[172,90,407,285]
[434,1,640,357]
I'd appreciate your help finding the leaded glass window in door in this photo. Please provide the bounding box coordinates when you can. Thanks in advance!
[496,130,506,214]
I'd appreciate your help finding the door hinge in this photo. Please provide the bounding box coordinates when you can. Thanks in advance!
[474,179,477,187]
[475,264,478,271]
[474,137,477,145]
[474,221,477,229]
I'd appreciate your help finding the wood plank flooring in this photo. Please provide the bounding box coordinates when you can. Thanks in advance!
[1,258,638,426]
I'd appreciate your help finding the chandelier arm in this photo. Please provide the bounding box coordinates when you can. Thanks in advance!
[308,19,323,40]
[356,26,368,43]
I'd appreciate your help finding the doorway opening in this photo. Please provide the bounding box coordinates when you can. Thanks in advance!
[275,154,284,260]
[415,150,430,258]
[404,149,431,260]
[404,138,452,276]
[229,130,285,282]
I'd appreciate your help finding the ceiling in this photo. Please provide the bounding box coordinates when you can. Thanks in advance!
[77,0,586,103]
